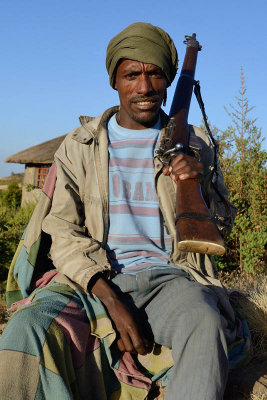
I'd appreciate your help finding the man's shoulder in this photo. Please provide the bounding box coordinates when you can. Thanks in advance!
[187,124,216,173]
[62,106,119,147]
[188,124,216,158]
[189,125,212,148]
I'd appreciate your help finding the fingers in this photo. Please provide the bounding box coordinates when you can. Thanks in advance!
[117,325,148,355]
[163,153,203,182]
[116,337,126,352]
[117,331,137,354]
[163,165,170,176]
[106,297,150,355]
[130,327,149,355]
[116,334,148,355]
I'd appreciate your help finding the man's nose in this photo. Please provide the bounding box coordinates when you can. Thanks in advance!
[137,74,153,95]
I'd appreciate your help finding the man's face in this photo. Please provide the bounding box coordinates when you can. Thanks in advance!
[115,59,167,130]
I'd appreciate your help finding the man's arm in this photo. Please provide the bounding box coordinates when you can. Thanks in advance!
[42,138,111,292]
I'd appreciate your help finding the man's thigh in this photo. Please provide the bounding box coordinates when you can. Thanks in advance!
[111,268,221,348]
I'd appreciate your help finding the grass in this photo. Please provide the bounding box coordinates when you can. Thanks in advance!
[221,272,267,400]
[220,271,267,358]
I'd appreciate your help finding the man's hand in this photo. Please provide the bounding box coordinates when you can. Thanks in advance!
[90,276,149,355]
[163,153,204,183]
[105,297,149,355]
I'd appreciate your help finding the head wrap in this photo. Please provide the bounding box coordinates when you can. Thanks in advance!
[106,22,178,88]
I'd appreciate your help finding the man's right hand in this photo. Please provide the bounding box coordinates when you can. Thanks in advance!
[90,276,149,355]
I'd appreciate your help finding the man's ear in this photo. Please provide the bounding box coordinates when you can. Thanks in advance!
[163,88,167,107]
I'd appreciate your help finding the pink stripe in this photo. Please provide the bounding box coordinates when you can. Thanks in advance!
[110,200,157,205]
[42,163,57,199]
[110,204,159,216]
[30,270,60,291]
[121,263,163,271]
[108,236,165,245]
[116,251,169,262]
[55,300,100,369]
[113,351,151,390]
[110,140,155,147]
[9,270,60,312]
[111,170,153,175]
[8,297,32,313]
[109,158,154,168]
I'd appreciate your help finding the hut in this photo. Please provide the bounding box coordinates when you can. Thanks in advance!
[5,135,66,205]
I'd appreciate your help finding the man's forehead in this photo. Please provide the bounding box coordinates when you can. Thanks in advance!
[118,59,164,72]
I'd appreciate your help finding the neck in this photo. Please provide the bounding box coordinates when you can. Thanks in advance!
[116,111,161,130]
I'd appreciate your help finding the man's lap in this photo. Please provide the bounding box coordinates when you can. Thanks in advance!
[110,267,230,399]
[110,267,224,348]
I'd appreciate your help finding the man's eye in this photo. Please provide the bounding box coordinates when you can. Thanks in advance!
[126,73,138,79]
[149,71,163,78]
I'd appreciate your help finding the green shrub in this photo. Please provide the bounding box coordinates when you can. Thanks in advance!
[213,68,266,274]
[0,181,22,208]
[0,202,35,281]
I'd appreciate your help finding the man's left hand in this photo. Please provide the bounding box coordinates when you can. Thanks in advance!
[163,153,204,183]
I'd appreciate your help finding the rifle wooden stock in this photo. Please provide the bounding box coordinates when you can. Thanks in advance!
[169,35,225,256]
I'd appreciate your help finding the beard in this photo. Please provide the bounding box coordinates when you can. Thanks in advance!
[119,95,163,128]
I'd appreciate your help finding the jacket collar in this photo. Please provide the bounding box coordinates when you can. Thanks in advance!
[71,106,201,153]
[71,106,119,144]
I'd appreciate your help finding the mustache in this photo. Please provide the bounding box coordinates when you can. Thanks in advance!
[131,95,161,104]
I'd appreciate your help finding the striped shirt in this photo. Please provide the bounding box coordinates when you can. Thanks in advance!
[106,114,172,273]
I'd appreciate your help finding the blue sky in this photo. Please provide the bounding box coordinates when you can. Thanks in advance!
[0,0,266,177]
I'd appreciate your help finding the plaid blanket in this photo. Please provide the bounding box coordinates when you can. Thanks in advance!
[1,164,252,399]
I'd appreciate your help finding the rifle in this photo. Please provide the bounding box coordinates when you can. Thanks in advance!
[157,34,225,256]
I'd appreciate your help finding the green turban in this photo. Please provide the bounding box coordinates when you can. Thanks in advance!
[106,22,178,89]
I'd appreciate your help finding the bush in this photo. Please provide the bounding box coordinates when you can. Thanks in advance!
[214,68,266,274]
[0,201,35,281]
[0,181,22,208]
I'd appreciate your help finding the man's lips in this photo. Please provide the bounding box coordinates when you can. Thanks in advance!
[135,100,155,105]
[131,97,160,109]
[132,96,160,105]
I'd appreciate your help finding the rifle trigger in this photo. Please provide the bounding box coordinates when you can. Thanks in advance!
[162,143,184,164]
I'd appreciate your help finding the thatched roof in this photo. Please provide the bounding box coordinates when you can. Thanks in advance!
[5,135,66,164]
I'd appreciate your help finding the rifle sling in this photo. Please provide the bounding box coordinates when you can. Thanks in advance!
[193,80,233,224]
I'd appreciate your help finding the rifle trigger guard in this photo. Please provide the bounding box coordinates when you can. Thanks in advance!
[162,143,184,165]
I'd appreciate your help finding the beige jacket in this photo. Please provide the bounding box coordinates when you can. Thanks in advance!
[42,107,236,303]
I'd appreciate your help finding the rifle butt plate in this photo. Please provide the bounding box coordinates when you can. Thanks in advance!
[178,240,225,255]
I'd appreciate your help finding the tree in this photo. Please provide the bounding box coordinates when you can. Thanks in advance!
[215,67,266,273]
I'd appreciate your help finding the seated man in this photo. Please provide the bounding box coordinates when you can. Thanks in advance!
[0,22,245,400]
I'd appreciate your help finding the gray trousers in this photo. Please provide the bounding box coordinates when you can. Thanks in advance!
[110,267,229,400]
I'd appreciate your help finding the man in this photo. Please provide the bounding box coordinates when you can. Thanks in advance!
[0,22,239,399]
